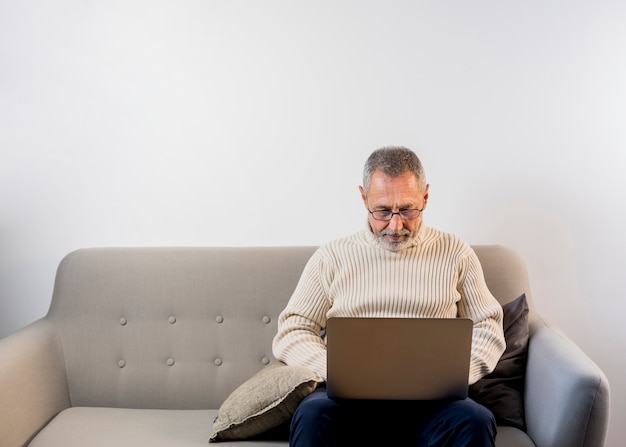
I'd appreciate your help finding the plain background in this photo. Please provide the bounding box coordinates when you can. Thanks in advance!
[1,1,624,445]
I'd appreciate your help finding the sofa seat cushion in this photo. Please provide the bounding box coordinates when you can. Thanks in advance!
[495,426,536,447]
[28,407,288,447]
[27,406,535,447]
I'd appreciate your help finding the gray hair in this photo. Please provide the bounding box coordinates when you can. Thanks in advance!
[362,146,426,193]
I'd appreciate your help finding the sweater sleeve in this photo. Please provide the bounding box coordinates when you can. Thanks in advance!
[272,249,332,380]
[457,248,506,384]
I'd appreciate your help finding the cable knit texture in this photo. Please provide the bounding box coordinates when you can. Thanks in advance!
[272,225,505,385]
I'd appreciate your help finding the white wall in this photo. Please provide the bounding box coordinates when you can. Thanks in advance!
[1,1,624,445]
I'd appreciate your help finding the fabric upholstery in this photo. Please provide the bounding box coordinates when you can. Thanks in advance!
[29,407,216,447]
[524,324,610,447]
[27,407,539,447]
[26,408,541,447]
[46,247,317,409]
[0,245,610,447]
[0,320,70,447]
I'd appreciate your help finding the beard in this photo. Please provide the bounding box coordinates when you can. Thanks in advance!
[372,227,420,252]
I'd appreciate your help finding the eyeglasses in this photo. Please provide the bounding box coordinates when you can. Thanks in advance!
[368,208,424,221]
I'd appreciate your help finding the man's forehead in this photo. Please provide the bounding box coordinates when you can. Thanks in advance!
[367,171,422,192]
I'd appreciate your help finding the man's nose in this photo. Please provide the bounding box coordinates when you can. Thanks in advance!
[387,214,404,232]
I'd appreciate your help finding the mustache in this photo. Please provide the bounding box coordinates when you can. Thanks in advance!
[380,229,411,237]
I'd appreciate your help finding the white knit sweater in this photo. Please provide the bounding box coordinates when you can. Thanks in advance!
[272,225,505,385]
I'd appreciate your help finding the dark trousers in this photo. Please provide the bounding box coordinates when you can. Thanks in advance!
[290,387,496,447]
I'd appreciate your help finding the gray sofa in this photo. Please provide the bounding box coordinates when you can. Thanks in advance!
[0,246,610,447]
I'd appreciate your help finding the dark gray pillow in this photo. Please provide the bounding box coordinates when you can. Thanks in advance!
[469,293,529,431]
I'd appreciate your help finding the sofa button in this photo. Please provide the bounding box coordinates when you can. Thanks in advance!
[262,316,271,324]
[261,357,270,365]
[215,315,224,324]
[119,317,127,326]
[118,360,126,368]
[166,358,175,366]
[214,358,223,366]
[168,315,176,324]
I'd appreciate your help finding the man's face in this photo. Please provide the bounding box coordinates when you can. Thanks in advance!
[359,170,429,251]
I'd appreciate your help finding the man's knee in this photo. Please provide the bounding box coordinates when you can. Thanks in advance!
[292,389,338,424]
[453,399,497,445]
[448,399,495,429]
[290,389,341,447]
[420,399,497,446]
[459,398,495,423]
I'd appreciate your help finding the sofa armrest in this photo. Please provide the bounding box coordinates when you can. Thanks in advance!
[525,321,610,447]
[0,319,71,447]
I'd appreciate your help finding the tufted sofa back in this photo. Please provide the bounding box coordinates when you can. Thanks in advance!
[45,245,532,410]
[47,247,317,409]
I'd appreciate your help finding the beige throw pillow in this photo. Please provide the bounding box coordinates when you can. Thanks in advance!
[209,363,323,442]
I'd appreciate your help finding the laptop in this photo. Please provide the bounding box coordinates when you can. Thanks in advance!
[326,317,473,400]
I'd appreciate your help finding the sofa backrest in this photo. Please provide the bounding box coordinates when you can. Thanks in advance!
[46,245,532,409]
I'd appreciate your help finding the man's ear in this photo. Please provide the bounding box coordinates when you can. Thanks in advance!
[359,185,367,207]
[422,184,430,209]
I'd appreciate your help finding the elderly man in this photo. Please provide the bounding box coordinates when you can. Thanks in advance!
[273,146,505,446]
